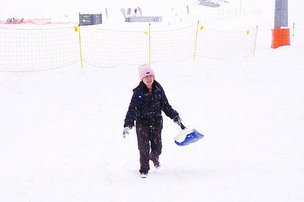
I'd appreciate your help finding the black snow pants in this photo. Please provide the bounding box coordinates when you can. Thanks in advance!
[136,122,162,174]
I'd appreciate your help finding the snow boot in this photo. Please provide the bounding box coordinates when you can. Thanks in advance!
[150,155,160,168]
[140,172,148,178]
[153,159,160,168]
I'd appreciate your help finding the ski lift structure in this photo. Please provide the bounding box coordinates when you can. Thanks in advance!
[79,13,102,26]
[271,0,290,48]
[121,7,162,23]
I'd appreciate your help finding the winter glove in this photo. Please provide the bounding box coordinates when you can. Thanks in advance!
[173,116,186,130]
[173,116,182,126]
[122,126,132,138]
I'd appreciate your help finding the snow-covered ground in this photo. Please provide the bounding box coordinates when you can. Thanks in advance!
[1,0,304,202]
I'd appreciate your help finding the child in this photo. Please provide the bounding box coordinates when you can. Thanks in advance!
[123,64,182,178]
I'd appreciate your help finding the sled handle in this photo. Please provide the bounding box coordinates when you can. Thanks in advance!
[180,123,186,130]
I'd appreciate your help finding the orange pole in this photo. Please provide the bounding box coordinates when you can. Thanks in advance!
[271,28,290,48]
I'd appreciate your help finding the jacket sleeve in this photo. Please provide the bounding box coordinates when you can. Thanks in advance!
[160,87,179,119]
[124,91,138,128]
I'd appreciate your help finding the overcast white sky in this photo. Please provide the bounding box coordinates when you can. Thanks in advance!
[0,0,273,18]
[0,0,302,25]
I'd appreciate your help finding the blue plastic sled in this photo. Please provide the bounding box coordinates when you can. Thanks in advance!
[174,126,204,146]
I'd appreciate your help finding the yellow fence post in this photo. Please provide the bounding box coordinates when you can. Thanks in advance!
[148,23,151,65]
[193,21,200,61]
[292,22,295,38]
[253,25,259,56]
[74,25,83,68]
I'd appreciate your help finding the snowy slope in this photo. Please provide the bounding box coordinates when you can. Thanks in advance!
[1,48,304,202]
[1,0,304,202]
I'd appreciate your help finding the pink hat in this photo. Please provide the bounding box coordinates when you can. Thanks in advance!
[138,64,155,80]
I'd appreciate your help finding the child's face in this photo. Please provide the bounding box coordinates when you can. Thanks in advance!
[143,75,154,89]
